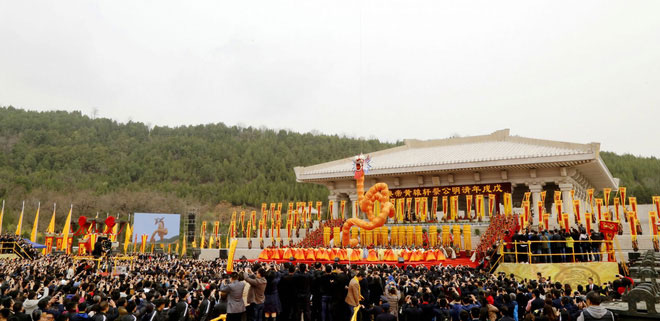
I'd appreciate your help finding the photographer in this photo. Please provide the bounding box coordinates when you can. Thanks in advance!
[219,273,244,321]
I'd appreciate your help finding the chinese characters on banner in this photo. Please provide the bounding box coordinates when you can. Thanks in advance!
[388,183,511,221]
[389,183,511,199]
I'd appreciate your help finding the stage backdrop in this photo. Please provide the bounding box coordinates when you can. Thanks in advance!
[133,213,180,244]
[495,262,619,289]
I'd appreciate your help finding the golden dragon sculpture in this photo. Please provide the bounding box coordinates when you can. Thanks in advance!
[341,155,395,247]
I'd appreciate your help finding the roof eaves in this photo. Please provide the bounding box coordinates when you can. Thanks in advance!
[297,153,596,181]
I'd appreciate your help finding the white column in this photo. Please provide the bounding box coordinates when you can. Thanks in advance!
[559,183,574,227]
[349,194,359,218]
[529,184,543,224]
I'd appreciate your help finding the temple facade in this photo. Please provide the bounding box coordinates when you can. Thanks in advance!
[294,129,618,227]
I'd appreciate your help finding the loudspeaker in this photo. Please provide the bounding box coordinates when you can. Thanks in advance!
[398,257,405,264]
[187,213,196,243]
[219,249,228,259]
[628,252,641,261]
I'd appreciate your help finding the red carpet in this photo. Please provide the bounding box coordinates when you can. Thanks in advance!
[247,257,478,268]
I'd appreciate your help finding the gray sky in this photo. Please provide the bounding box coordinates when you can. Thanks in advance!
[1,1,659,157]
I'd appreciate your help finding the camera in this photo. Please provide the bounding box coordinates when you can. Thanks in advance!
[92,237,112,257]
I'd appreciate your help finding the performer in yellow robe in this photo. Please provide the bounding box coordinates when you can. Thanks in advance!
[383,248,397,261]
[367,249,378,261]
[258,249,270,260]
[305,249,316,260]
[349,248,362,261]
[338,248,349,260]
[425,250,437,261]
[294,248,306,260]
[330,248,340,260]
[283,248,294,260]
[436,249,446,260]
[401,249,411,261]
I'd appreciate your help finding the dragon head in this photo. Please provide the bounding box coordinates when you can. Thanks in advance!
[352,154,371,180]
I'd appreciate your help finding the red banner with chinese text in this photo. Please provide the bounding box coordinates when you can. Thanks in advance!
[431,197,438,221]
[466,195,473,220]
[613,197,620,221]
[603,188,611,209]
[389,183,511,201]
[573,200,581,224]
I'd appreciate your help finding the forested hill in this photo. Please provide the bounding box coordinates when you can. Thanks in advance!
[0,106,396,213]
[600,152,660,202]
[0,106,659,218]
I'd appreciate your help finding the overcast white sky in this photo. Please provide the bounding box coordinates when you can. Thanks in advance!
[1,1,659,156]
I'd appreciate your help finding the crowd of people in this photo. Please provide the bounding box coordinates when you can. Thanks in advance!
[0,234,38,259]
[0,253,626,321]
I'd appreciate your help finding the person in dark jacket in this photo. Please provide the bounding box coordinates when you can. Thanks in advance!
[174,291,189,321]
[292,264,312,321]
[91,302,109,321]
[205,293,227,321]
[118,302,137,321]
[526,290,544,314]
[402,297,422,321]
[71,303,90,321]
[9,302,31,321]
[277,266,295,321]
[196,290,212,321]
[376,303,396,321]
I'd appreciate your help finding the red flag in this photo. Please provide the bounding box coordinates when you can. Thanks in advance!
[466,195,473,220]
[573,200,581,224]
[431,197,438,221]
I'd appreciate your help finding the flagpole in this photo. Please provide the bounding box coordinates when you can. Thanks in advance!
[0,200,4,235]
[16,200,25,236]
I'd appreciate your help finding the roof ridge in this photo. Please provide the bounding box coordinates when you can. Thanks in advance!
[404,129,510,149]
[506,135,598,154]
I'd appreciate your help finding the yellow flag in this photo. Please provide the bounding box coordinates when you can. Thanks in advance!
[208,235,214,249]
[30,202,41,242]
[123,224,132,254]
[226,238,238,273]
[15,201,25,237]
[111,223,119,242]
[0,200,4,235]
[46,204,56,234]
[181,237,187,256]
[60,205,72,250]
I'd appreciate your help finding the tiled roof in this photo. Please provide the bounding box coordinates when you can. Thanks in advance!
[296,129,600,178]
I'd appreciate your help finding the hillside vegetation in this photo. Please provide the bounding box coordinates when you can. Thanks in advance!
[0,106,395,231]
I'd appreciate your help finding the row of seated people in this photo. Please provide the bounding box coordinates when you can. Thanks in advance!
[258,245,461,262]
